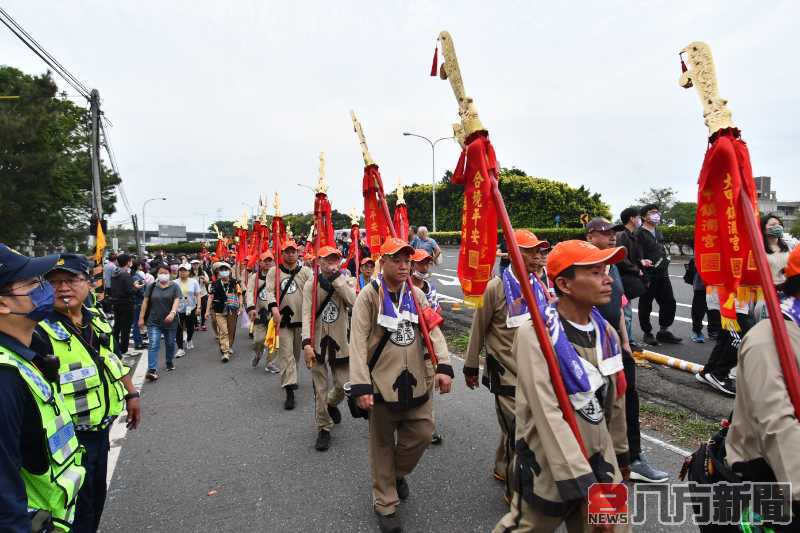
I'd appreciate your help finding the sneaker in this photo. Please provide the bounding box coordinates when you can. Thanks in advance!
[375,511,402,533]
[265,362,280,374]
[145,369,159,381]
[629,455,669,483]
[493,471,505,482]
[396,477,410,500]
[315,430,331,451]
[690,331,705,343]
[251,353,261,367]
[642,332,660,346]
[327,405,342,424]
[656,330,683,344]
[134,344,145,350]
[194,325,200,331]
[284,388,295,410]
[229,348,235,355]
[431,432,443,445]
[696,372,736,397]
[175,349,186,359]
[221,354,230,363]
[201,325,208,331]
[166,361,175,371]
[187,341,194,350]
[628,340,645,353]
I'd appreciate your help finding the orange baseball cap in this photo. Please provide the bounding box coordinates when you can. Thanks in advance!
[281,240,298,251]
[411,249,433,262]
[317,245,342,258]
[546,240,626,282]
[785,246,800,279]
[380,237,414,257]
[259,251,274,261]
[360,256,375,265]
[515,229,550,250]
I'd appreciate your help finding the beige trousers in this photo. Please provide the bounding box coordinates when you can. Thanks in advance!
[494,393,516,498]
[368,399,434,516]
[213,312,238,356]
[493,492,631,533]
[251,323,276,365]
[311,360,348,431]
[278,327,302,388]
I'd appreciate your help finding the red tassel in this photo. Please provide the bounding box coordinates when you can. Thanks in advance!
[430,46,438,77]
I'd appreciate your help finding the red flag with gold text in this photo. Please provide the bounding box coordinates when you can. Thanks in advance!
[451,133,498,305]
[694,129,760,328]
[314,193,336,249]
[394,203,409,242]
[363,165,391,253]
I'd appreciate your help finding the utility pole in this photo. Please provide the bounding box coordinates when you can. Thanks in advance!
[132,214,141,255]
[89,89,103,222]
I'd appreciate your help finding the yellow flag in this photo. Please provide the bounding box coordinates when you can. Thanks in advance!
[93,220,106,264]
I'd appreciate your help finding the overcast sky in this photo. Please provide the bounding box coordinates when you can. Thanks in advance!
[4,1,799,233]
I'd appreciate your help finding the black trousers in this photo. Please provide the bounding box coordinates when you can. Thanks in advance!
[178,312,197,344]
[622,349,641,460]
[638,275,677,333]
[72,427,110,533]
[112,304,134,355]
[702,312,752,379]
[200,295,209,326]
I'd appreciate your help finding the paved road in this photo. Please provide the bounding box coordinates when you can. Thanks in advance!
[431,246,714,366]
[101,316,694,531]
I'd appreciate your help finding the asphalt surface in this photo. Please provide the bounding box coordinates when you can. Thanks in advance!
[102,300,697,532]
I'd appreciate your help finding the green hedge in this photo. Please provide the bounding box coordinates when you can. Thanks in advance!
[145,242,206,254]
[431,225,695,248]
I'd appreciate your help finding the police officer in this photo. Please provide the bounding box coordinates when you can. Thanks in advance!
[0,244,86,532]
[35,254,141,533]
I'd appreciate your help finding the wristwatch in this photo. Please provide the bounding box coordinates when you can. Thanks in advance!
[124,391,141,401]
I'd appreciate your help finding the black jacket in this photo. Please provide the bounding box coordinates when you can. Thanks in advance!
[109,268,137,306]
[634,226,670,279]
[616,228,647,299]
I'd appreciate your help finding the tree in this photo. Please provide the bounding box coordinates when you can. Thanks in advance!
[791,218,800,240]
[208,220,235,237]
[0,67,119,250]
[636,187,678,213]
[669,201,697,226]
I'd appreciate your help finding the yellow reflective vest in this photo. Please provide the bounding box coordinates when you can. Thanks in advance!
[38,311,129,431]
[0,346,85,531]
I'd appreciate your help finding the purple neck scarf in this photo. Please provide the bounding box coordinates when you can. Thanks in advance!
[376,274,418,331]
[501,268,549,328]
[781,295,800,327]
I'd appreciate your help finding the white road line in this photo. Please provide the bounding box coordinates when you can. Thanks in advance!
[441,268,458,273]
[106,351,148,486]
[438,293,466,304]
[631,307,706,326]
[641,433,691,457]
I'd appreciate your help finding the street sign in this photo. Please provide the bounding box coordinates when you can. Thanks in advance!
[580,213,590,225]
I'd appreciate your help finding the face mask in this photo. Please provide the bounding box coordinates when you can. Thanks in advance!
[766,225,784,238]
[649,213,661,225]
[9,280,55,321]
[634,218,643,229]
[218,270,230,279]
[412,270,431,280]
[157,273,170,283]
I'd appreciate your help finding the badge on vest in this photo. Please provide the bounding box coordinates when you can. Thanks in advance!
[60,366,98,385]
[390,320,415,347]
[320,300,339,324]
[281,278,297,295]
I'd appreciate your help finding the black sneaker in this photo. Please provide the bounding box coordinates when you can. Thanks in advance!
[431,432,443,445]
[656,330,683,344]
[145,369,159,381]
[327,405,342,424]
[696,372,736,397]
[375,511,402,533]
[315,430,331,451]
[396,477,410,500]
[628,340,645,353]
[642,332,659,346]
[166,361,175,371]
[284,388,295,410]
[251,353,261,367]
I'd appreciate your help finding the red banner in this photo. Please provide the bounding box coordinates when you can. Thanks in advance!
[451,133,499,305]
[314,193,336,249]
[363,165,391,254]
[215,237,228,259]
[394,203,409,242]
[695,129,760,327]
[235,227,248,265]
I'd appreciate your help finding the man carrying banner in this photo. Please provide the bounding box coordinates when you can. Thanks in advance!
[349,237,454,533]
[247,251,280,373]
[301,246,356,451]
[464,229,550,500]
[493,240,630,533]
[265,240,312,410]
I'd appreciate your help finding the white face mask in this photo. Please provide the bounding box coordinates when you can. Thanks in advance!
[218,270,230,279]
[157,273,170,283]
[648,213,661,225]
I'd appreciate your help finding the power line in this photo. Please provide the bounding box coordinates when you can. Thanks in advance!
[0,6,90,99]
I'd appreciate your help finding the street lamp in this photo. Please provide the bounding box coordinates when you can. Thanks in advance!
[141,197,166,254]
[402,132,455,233]
[297,183,315,194]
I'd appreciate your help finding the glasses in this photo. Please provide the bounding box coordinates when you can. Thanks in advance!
[0,277,44,296]
[47,278,88,288]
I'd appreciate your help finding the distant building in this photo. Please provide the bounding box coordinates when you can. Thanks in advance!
[754,176,798,228]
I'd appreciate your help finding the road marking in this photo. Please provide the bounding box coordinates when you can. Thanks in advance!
[631,307,705,326]
[641,433,691,457]
[438,293,466,304]
[431,273,461,286]
[106,350,148,487]
[441,268,458,273]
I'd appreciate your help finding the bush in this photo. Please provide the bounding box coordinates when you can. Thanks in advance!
[145,242,206,254]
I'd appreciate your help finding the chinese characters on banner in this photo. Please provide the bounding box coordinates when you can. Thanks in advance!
[694,130,760,328]
[451,133,498,306]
